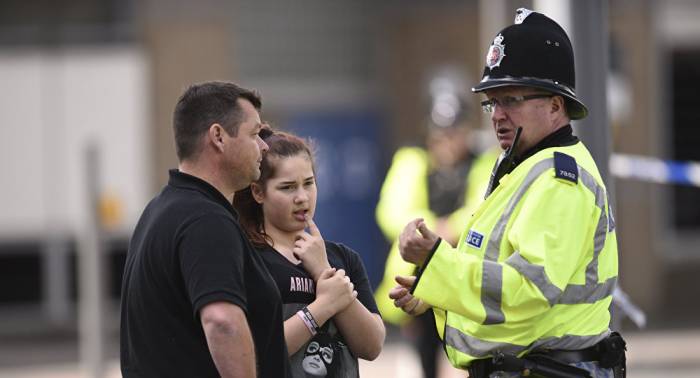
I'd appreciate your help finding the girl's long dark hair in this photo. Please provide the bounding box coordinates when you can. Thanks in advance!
[233,127,316,248]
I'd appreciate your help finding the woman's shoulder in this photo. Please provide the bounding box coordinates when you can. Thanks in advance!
[323,240,356,254]
[253,243,283,263]
[253,241,275,253]
[323,240,360,265]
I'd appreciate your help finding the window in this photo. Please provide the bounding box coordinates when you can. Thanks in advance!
[671,49,700,230]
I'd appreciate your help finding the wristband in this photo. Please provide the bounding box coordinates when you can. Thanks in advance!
[297,308,318,336]
[301,306,320,332]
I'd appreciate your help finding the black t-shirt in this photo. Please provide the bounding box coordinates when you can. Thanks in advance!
[120,170,290,378]
[260,241,379,378]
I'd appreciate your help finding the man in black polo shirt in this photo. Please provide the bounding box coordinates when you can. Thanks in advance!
[120,81,290,377]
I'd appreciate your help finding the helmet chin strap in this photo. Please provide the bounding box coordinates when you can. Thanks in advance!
[485,127,523,197]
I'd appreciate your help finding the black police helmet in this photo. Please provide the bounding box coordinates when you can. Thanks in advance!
[472,8,588,120]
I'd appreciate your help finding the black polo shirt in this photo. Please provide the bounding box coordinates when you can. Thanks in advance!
[120,169,290,378]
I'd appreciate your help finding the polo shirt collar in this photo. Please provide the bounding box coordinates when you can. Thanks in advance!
[168,169,239,219]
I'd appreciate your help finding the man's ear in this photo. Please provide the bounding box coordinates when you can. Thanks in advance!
[551,96,566,115]
[208,124,225,152]
[251,182,264,204]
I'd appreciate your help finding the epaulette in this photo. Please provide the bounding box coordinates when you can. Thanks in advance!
[553,151,578,184]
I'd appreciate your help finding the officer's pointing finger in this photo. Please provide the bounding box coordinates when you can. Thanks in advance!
[417,221,438,241]
[394,293,413,308]
[395,275,416,288]
[402,218,422,237]
[388,286,407,300]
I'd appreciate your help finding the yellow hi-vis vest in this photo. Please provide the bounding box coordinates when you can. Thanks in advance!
[374,147,498,324]
[412,142,617,369]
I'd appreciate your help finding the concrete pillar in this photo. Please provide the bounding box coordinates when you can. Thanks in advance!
[139,1,236,190]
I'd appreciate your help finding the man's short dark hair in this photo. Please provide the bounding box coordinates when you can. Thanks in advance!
[173,81,262,161]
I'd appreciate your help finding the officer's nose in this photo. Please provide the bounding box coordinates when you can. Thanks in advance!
[491,103,508,124]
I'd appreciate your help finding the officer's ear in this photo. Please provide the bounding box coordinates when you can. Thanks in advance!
[550,95,564,114]
[549,95,571,120]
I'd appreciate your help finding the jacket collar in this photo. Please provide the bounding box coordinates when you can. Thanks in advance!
[515,124,579,165]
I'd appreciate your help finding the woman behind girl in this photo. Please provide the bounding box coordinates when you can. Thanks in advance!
[234,128,385,377]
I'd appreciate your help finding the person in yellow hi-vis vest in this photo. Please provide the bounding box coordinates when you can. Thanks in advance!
[390,9,627,378]
[374,69,498,378]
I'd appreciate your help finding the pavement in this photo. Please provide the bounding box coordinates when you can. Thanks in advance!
[1,329,699,377]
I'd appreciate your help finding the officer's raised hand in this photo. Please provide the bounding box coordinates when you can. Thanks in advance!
[399,218,439,266]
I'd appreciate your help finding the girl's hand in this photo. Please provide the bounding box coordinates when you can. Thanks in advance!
[293,216,331,281]
[315,268,357,315]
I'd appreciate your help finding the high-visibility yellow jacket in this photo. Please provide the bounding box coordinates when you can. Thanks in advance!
[412,142,617,369]
[374,146,498,324]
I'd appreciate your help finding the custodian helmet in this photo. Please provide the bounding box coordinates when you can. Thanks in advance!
[472,8,588,120]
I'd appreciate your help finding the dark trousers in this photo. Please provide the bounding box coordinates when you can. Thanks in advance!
[412,310,443,378]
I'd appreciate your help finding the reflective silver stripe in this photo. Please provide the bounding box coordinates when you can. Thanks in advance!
[445,324,610,358]
[444,325,526,358]
[504,162,613,303]
[530,330,611,351]
[481,159,554,324]
[559,276,617,304]
[505,252,561,306]
[587,209,607,283]
[481,261,504,324]
[606,189,616,232]
[508,252,617,305]
[480,156,616,323]
[446,152,616,361]
[578,167,608,285]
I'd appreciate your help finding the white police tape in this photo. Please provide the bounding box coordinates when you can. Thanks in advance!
[612,286,646,329]
[610,153,700,187]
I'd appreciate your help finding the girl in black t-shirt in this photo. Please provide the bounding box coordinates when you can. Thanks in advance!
[234,129,385,377]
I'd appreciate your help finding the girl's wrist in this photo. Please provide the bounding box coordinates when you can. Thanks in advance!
[312,263,332,281]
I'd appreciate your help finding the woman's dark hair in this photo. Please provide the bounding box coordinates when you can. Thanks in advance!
[233,127,316,247]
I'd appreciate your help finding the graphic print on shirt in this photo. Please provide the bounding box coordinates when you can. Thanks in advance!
[290,276,316,294]
[301,328,341,377]
[284,303,358,378]
[261,242,377,378]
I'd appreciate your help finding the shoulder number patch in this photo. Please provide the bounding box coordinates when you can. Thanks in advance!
[466,230,484,249]
[553,151,578,184]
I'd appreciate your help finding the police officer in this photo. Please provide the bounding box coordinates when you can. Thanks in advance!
[391,8,626,378]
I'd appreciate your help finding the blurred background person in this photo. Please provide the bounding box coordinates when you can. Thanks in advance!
[373,69,497,378]
[234,128,385,377]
